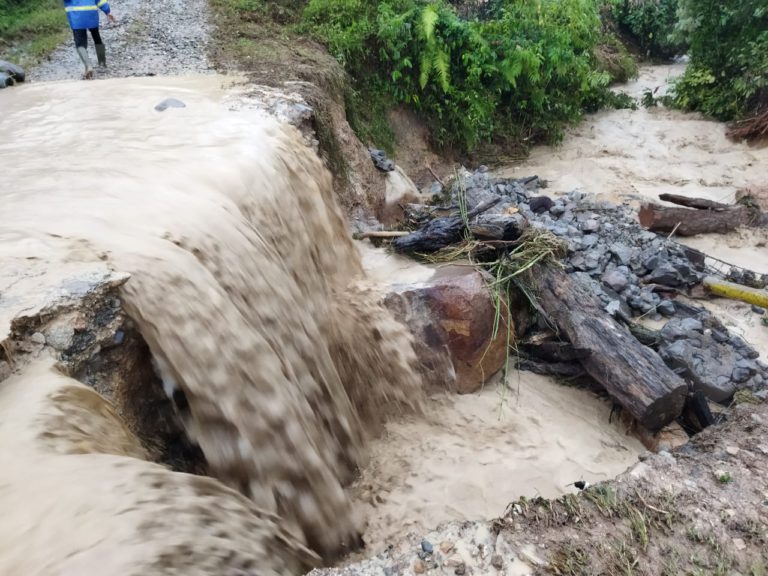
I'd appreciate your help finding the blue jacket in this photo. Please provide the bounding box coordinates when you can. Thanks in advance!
[63,0,110,30]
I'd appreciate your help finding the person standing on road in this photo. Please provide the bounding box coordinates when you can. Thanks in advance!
[63,0,116,79]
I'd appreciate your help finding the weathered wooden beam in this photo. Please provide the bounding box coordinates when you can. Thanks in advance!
[638,203,761,236]
[532,265,687,431]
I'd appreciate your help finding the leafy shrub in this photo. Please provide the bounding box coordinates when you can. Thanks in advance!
[672,0,768,123]
[302,0,615,152]
[611,0,685,60]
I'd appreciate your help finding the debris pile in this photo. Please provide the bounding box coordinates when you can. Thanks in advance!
[387,167,768,432]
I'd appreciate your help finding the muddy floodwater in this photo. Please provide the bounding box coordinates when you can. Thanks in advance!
[0,64,766,572]
[501,63,768,357]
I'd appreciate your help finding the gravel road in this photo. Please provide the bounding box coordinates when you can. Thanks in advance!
[32,0,213,81]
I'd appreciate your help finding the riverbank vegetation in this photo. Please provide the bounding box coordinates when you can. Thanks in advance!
[0,0,68,66]
[672,0,768,139]
[301,0,637,153]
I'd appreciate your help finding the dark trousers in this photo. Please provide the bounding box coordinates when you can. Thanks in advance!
[73,28,103,49]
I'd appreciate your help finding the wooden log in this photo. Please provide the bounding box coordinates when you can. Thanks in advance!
[520,340,591,363]
[517,359,586,379]
[638,203,761,236]
[658,193,733,211]
[392,198,527,254]
[469,214,527,241]
[353,231,410,240]
[532,265,687,431]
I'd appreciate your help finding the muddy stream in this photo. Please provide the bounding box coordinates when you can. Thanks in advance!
[0,65,765,573]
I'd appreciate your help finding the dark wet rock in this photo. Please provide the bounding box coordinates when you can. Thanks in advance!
[610,244,633,266]
[752,305,766,315]
[602,270,628,292]
[549,204,566,216]
[368,148,394,172]
[656,313,768,402]
[712,330,729,344]
[154,98,186,112]
[529,196,554,213]
[657,300,676,317]
[421,540,433,554]
[647,262,684,286]
[581,219,600,233]
[0,72,12,88]
[0,60,25,83]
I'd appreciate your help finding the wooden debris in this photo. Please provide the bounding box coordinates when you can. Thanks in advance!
[353,231,410,240]
[391,198,529,254]
[639,194,765,236]
[532,265,687,431]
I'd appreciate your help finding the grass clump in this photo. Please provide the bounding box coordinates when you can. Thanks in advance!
[0,0,69,67]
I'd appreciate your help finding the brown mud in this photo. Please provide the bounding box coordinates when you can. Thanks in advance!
[0,75,420,568]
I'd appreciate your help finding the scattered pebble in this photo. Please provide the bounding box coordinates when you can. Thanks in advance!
[733,537,747,551]
[491,554,503,570]
[414,559,426,574]
[454,562,466,575]
[751,305,765,315]
[29,332,46,345]
[421,539,434,554]
[440,541,455,554]
[725,446,740,456]
[155,98,186,112]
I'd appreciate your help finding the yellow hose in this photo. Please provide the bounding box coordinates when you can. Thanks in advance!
[702,276,768,308]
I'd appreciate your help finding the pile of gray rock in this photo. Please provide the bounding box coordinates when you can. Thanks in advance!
[658,313,768,402]
[0,60,25,88]
[441,167,768,403]
[447,167,705,321]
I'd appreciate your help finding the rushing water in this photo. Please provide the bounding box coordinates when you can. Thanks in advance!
[4,64,761,573]
[0,76,421,572]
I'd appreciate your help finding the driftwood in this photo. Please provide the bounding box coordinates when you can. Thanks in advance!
[639,194,765,236]
[392,198,528,253]
[658,193,736,211]
[532,265,687,431]
[520,340,591,363]
[517,359,586,379]
[353,231,410,240]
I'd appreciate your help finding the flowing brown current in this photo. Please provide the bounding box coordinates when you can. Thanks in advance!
[0,76,421,572]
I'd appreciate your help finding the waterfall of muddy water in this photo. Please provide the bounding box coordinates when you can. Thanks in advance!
[353,245,645,552]
[0,76,422,566]
[500,63,768,354]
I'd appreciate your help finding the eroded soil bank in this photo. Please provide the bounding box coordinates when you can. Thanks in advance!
[0,74,421,572]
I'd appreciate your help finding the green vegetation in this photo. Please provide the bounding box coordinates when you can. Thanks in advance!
[300,0,627,153]
[671,0,768,128]
[610,0,685,60]
[0,0,69,67]
[717,471,733,484]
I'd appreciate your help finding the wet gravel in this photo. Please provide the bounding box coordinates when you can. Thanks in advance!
[32,0,213,82]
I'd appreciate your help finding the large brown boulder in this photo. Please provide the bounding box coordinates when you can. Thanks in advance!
[384,266,520,394]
